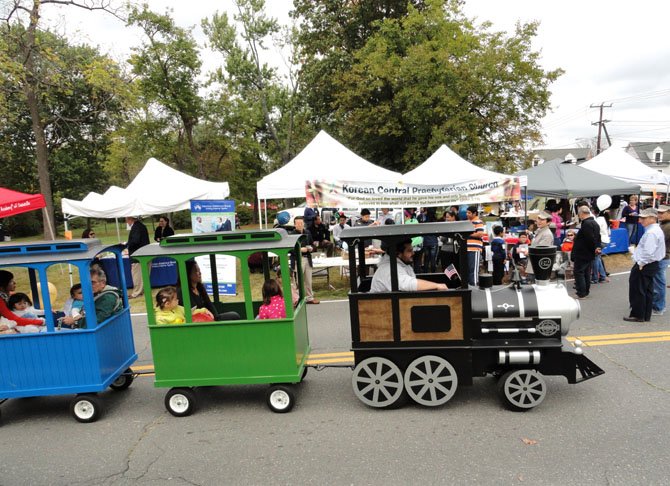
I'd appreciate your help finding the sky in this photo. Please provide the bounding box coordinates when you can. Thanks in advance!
[35,0,670,150]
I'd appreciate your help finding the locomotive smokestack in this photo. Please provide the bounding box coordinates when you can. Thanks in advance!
[528,246,557,284]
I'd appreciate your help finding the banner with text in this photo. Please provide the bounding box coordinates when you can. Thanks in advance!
[306,177,522,208]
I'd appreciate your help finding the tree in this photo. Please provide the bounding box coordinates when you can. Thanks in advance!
[292,0,426,127]
[203,0,313,217]
[330,0,561,172]
[127,5,204,176]
[0,0,126,238]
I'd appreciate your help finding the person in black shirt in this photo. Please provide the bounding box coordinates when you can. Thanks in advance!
[309,215,334,257]
[125,216,150,299]
[154,215,175,242]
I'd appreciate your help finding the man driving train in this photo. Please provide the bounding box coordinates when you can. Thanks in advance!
[370,239,448,293]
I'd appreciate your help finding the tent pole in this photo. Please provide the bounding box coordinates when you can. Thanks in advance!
[264,200,268,230]
[115,218,121,243]
[64,217,74,287]
[523,187,528,230]
[257,196,263,229]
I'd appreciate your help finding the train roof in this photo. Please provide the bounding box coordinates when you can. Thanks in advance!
[0,239,122,265]
[133,228,302,258]
[340,221,475,241]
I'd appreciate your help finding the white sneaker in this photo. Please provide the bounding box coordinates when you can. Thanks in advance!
[652,309,665,316]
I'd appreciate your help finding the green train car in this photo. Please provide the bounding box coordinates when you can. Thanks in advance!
[133,229,310,416]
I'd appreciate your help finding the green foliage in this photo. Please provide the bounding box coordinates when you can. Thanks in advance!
[3,212,43,238]
[127,4,204,175]
[0,26,129,213]
[295,0,560,173]
[236,205,253,226]
[292,0,426,127]
[202,0,314,221]
[168,209,193,230]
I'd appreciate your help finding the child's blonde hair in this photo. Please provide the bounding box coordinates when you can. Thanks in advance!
[156,286,178,310]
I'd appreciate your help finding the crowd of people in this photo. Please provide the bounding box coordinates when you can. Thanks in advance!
[272,196,669,323]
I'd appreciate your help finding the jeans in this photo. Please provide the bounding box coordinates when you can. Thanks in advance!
[573,258,593,298]
[591,254,607,282]
[652,258,669,312]
[422,245,437,273]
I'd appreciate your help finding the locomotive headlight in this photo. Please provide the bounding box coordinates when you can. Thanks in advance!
[533,283,580,336]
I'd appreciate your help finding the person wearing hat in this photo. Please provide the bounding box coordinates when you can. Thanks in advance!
[571,206,601,299]
[125,216,150,299]
[651,205,670,316]
[526,211,555,281]
[625,208,665,322]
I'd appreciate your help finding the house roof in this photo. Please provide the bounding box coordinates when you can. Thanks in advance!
[627,142,670,166]
[532,148,592,163]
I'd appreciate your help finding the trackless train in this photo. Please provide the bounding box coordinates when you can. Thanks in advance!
[0,222,603,422]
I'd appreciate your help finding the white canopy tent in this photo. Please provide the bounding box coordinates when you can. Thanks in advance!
[62,158,230,239]
[62,158,230,218]
[580,147,670,187]
[402,144,508,184]
[256,130,401,226]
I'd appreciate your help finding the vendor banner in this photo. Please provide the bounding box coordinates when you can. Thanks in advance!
[306,177,521,208]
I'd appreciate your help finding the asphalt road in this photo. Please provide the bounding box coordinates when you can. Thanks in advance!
[0,271,668,485]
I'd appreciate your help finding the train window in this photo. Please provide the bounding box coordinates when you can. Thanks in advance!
[410,305,452,333]
[193,254,247,319]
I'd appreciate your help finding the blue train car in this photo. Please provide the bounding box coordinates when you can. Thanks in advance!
[0,239,137,423]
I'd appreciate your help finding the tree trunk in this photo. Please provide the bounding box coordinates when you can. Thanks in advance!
[24,0,55,240]
[183,121,204,179]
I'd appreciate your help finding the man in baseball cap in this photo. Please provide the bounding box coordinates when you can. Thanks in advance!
[625,207,665,321]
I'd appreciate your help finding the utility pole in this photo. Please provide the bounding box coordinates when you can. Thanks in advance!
[590,102,612,154]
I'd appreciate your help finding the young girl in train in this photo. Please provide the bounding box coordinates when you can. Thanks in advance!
[154,286,186,325]
[258,279,286,319]
[7,293,46,333]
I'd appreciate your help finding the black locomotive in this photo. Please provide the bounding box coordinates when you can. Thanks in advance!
[341,222,604,411]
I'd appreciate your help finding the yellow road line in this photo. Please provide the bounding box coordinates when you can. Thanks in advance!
[568,331,670,342]
[132,364,155,371]
[306,358,354,365]
[579,336,670,347]
[307,351,354,358]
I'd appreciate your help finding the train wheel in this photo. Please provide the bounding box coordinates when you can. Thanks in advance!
[352,357,404,409]
[266,385,295,413]
[404,355,458,407]
[498,369,547,411]
[109,368,134,391]
[71,394,102,423]
[165,388,196,417]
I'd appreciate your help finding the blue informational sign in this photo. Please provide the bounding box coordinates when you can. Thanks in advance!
[191,200,237,295]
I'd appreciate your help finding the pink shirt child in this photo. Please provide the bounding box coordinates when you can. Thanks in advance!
[258,294,286,319]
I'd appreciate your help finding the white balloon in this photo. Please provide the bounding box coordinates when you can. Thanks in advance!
[596,194,612,211]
